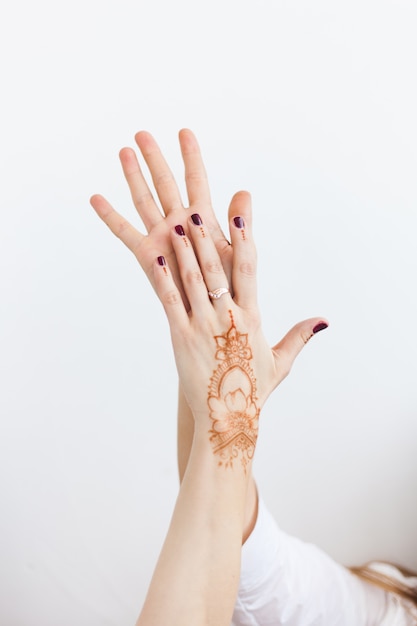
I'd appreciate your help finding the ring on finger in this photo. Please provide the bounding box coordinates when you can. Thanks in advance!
[208,287,230,300]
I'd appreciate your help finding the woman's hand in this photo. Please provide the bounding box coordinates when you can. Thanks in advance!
[91,130,328,470]
[152,198,327,470]
[90,129,233,308]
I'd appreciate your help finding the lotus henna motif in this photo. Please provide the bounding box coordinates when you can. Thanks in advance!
[208,313,259,471]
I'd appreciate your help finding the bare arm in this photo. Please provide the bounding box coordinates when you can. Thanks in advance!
[178,383,258,544]
[137,423,251,625]
[91,130,327,625]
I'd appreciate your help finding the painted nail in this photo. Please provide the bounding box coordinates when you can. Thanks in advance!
[191,213,203,226]
[157,256,166,266]
[233,216,245,229]
[175,225,185,236]
[313,322,328,334]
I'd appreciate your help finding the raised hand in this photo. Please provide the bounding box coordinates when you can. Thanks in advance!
[91,130,329,626]
[91,129,233,307]
[151,196,327,470]
[91,130,328,471]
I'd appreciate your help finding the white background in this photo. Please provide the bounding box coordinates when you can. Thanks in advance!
[1,1,416,624]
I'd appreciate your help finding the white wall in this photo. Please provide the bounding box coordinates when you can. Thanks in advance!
[1,1,416,624]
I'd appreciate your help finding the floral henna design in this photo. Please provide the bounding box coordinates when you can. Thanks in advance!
[208,311,259,471]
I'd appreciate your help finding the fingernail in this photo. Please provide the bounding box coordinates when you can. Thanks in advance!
[313,322,328,334]
[157,256,166,266]
[175,225,185,236]
[191,213,203,226]
[233,216,245,229]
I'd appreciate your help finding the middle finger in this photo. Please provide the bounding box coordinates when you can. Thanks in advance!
[135,131,184,216]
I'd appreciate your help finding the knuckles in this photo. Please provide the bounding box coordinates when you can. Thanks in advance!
[116,219,130,237]
[162,290,181,307]
[203,260,223,274]
[184,270,204,285]
[239,261,256,277]
[133,190,153,209]
[154,172,175,187]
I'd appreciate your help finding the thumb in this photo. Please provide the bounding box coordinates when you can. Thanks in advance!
[272,318,328,377]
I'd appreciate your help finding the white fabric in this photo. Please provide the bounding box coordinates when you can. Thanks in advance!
[232,497,417,626]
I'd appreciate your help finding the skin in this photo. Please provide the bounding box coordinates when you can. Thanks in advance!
[90,130,327,625]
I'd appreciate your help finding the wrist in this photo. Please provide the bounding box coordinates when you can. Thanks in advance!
[192,411,259,476]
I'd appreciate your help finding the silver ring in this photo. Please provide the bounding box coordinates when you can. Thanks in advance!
[208,287,230,300]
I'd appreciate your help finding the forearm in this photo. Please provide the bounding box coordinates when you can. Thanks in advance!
[177,383,194,483]
[177,383,258,544]
[92,128,329,626]
[137,426,251,626]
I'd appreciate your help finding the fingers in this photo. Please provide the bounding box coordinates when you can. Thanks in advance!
[185,212,232,310]
[179,129,212,209]
[153,255,189,335]
[272,317,329,378]
[160,210,233,318]
[135,131,184,216]
[179,129,233,279]
[170,224,215,317]
[228,192,258,310]
[90,194,145,254]
[154,214,231,332]
[119,147,163,232]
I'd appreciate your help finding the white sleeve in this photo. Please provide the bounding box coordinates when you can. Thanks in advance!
[232,496,390,626]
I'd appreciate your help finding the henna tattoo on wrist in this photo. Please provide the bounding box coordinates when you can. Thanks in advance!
[208,311,259,471]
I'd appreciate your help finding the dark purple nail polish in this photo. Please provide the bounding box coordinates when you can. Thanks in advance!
[191,213,203,226]
[233,216,245,229]
[313,322,328,334]
[175,225,185,236]
[157,255,166,266]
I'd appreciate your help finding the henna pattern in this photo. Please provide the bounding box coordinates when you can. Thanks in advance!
[208,311,259,471]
